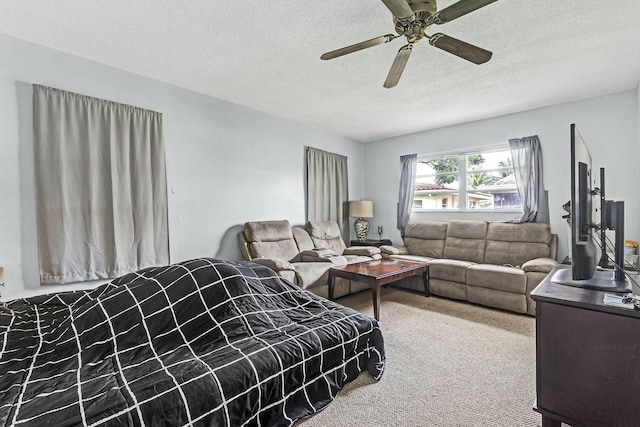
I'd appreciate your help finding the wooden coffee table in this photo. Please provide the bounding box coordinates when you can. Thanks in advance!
[328,258,429,321]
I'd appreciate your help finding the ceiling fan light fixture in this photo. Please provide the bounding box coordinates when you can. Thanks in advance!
[405,25,425,44]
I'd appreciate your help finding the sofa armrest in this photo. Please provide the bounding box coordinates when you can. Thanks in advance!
[380,245,410,255]
[300,248,338,259]
[326,256,348,266]
[343,246,381,256]
[522,257,558,273]
[299,250,348,266]
[251,258,295,272]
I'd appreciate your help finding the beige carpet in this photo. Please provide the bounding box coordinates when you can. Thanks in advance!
[297,288,542,427]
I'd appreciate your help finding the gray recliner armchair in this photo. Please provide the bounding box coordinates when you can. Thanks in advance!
[238,220,334,293]
[238,219,382,298]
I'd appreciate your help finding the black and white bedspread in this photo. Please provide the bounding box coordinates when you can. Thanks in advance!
[0,258,385,426]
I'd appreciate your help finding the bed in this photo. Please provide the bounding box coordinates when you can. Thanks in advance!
[0,258,385,426]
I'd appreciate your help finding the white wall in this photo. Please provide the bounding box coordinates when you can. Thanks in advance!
[0,35,366,300]
[1,33,638,301]
[365,91,640,262]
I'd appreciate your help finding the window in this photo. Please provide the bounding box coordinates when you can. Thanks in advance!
[414,147,521,212]
[414,154,459,210]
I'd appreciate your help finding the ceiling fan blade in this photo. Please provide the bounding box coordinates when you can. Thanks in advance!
[384,45,412,88]
[432,0,498,24]
[321,34,396,60]
[381,0,415,22]
[429,33,492,64]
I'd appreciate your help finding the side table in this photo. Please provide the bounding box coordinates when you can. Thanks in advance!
[350,239,392,248]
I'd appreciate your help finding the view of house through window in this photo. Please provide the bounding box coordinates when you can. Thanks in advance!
[414,147,522,211]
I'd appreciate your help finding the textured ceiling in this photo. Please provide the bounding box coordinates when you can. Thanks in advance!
[1,0,639,142]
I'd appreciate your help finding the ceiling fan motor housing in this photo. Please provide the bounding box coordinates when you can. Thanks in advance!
[393,0,437,35]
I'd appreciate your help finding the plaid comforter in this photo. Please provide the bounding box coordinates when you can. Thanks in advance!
[0,258,385,426]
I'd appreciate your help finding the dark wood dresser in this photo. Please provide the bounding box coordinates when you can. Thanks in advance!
[531,265,640,427]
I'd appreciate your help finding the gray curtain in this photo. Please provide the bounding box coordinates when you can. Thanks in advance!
[397,154,417,237]
[509,135,549,223]
[33,85,169,284]
[306,147,349,243]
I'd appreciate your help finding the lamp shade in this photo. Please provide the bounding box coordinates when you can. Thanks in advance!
[349,200,373,218]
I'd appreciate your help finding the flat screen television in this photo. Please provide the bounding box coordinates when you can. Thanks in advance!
[550,124,630,292]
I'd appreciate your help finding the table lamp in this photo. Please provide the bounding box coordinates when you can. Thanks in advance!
[349,200,374,241]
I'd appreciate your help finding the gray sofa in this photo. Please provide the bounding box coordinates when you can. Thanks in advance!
[381,220,558,315]
[238,220,380,298]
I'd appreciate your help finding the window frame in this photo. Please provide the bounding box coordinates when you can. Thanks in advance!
[413,144,523,214]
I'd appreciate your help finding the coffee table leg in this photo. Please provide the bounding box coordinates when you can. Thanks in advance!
[328,271,335,301]
[372,283,381,321]
[422,269,430,297]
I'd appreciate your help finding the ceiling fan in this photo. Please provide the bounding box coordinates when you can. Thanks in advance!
[321,0,498,88]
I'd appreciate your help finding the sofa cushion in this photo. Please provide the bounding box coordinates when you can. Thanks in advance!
[277,270,296,284]
[405,221,448,240]
[343,254,379,264]
[306,221,347,254]
[403,222,447,258]
[466,264,526,294]
[245,220,301,261]
[522,257,557,273]
[329,277,352,299]
[245,220,293,242]
[350,280,370,294]
[446,220,488,239]
[443,220,487,264]
[292,226,315,252]
[484,222,553,266]
[291,262,332,289]
[249,239,300,262]
[484,240,552,267]
[343,246,381,257]
[299,251,348,266]
[487,222,552,244]
[250,258,295,271]
[380,245,410,256]
[326,256,348,266]
[300,248,338,258]
[467,286,527,314]
[390,254,435,264]
[429,278,467,301]
[429,258,475,283]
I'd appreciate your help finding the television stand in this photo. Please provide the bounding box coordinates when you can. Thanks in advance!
[550,267,631,293]
[531,265,640,426]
